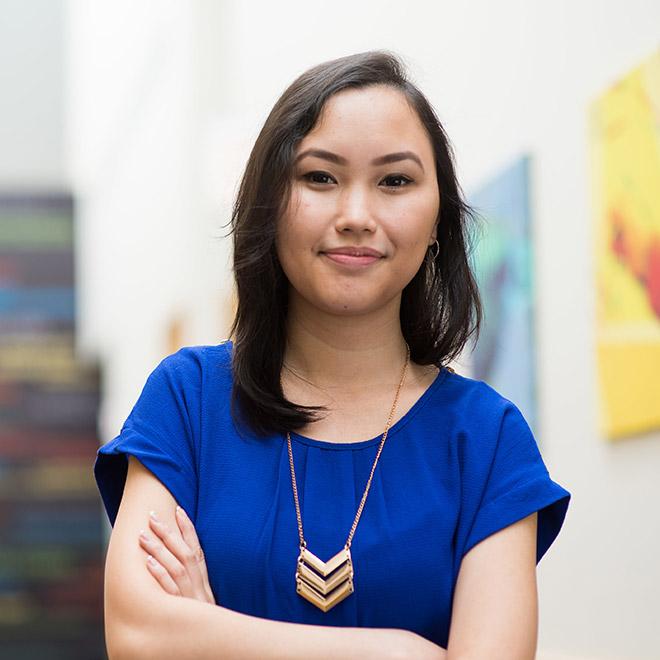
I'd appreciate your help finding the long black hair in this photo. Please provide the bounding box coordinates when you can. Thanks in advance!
[225,50,483,438]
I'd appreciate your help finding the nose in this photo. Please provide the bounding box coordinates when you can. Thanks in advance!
[334,184,378,233]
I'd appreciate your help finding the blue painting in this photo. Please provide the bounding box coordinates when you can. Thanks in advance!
[467,155,538,437]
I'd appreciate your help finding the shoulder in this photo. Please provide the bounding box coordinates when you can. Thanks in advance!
[154,339,233,380]
[440,368,518,421]
[437,370,535,465]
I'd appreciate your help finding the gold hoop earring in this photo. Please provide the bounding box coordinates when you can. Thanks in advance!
[424,239,439,279]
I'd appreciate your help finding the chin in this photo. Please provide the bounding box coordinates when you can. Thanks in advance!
[289,280,395,315]
[316,294,389,316]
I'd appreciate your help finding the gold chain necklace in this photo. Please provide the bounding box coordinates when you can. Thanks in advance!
[285,343,410,612]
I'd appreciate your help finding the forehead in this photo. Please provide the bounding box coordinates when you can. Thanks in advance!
[299,85,433,158]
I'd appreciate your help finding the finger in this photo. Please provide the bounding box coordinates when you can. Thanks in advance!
[145,555,181,596]
[174,506,215,603]
[175,506,211,582]
[149,510,198,569]
[149,512,208,599]
[140,523,194,598]
[174,506,199,552]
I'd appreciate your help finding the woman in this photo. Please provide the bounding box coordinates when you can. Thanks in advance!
[95,50,571,659]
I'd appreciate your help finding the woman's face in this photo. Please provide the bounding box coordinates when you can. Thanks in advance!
[276,84,440,317]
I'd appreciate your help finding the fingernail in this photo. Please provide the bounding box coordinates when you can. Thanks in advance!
[139,529,149,541]
[176,505,186,517]
[149,510,159,522]
[147,555,157,566]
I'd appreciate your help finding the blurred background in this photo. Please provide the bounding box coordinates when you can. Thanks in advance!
[0,0,658,658]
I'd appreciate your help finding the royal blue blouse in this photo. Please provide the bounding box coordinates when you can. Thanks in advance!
[94,340,570,648]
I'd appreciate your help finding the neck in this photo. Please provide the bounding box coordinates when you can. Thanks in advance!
[282,292,410,391]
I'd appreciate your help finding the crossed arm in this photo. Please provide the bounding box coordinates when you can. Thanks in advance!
[103,455,537,659]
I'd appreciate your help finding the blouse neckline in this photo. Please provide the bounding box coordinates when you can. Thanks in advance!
[287,366,450,451]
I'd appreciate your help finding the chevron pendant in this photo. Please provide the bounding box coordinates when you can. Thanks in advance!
[295,546,354,612]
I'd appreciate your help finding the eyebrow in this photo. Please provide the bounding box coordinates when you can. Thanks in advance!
[294,148,425,172]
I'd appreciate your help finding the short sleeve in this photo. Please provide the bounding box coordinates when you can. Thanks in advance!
[461,398,571,564]
[94,348,202,527]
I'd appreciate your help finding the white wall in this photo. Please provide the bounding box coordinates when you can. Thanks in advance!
[67,1,660,657]
[66,0,235,439]
[0,0,65,188]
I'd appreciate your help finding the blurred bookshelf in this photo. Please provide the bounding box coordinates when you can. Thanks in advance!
[0,193,106,658]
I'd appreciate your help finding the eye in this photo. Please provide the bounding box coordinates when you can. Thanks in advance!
[302,171,337,185]
[380,174,413,188]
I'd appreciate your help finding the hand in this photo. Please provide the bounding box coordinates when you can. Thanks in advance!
[138,505,216,605]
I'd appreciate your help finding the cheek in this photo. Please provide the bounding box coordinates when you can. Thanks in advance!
[276,214,317,285]
[410,188,440,225]
[277,198,305,250]
[279,196,330,263]
[386,193,438,245]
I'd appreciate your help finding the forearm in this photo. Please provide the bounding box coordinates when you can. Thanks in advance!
[115,594,414,660]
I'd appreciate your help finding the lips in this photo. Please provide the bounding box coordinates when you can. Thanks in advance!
[322,246,384,258]
[325,253,378,265]
[321,247,383,267]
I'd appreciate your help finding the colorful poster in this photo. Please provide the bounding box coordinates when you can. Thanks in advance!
[467,155,538,438]
[590,48,660,439]
[0,193,105,656]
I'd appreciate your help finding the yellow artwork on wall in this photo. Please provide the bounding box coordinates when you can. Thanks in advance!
[589,48,660,439]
